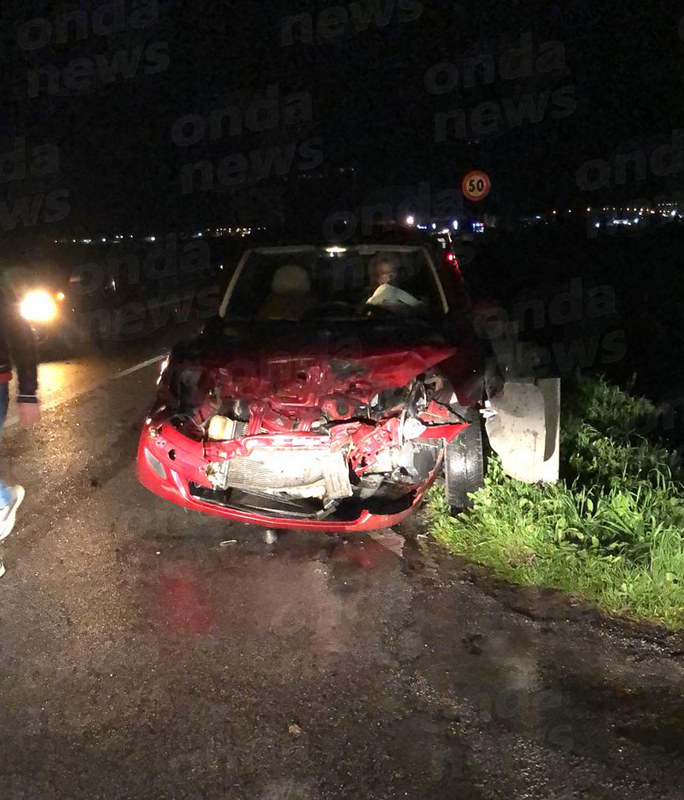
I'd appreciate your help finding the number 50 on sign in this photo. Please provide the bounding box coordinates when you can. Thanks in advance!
[462,171,491,202]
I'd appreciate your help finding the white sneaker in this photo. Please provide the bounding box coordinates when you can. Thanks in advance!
[0,557,5,579]
[0,486,25,543]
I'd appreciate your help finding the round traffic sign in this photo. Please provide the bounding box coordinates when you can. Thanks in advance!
[462,170,491,202]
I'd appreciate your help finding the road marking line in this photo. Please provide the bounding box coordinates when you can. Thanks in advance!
[2,354,166,429]
[116,354,166,379]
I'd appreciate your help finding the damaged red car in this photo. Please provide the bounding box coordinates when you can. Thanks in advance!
[136,239,500,531]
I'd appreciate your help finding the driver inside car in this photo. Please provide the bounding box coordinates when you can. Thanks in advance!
[364,253,422,310]
[258,264,316,321]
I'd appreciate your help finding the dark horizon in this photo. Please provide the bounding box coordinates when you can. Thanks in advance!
[0,0,682,236]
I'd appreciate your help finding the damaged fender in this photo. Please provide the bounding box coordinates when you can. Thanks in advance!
[485,378,560,484]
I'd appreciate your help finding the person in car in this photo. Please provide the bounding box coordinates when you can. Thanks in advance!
[258,264,316,320]
[364,253,422,310]
[0,284,41,570]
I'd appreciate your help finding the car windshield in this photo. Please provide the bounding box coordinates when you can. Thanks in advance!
[221,245,445,321]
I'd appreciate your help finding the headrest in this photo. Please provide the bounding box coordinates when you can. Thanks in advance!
[271,264,311,294]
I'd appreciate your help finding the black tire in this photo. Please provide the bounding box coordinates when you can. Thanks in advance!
[444,419,485,512]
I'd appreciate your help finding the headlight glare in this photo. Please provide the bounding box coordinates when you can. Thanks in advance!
[20,290,58,323]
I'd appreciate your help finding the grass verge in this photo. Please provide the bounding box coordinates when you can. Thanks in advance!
[427,377,684,629]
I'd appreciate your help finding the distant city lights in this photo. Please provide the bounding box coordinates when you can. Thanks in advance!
[43,196,684,251]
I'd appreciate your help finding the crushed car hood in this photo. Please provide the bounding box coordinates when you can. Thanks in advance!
[158,320,485,430]
[210,345,455,398]
[172,325,459,408]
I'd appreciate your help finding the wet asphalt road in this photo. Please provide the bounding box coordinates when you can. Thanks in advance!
[1,330,684,799]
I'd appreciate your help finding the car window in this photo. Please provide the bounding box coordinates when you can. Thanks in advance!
[223,247,445,320]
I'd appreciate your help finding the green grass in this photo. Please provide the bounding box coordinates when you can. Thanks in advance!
[427,377,684,629]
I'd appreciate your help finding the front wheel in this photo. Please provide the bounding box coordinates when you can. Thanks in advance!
[444,420,485,513]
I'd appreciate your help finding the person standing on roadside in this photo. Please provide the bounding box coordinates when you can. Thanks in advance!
[0,285,41,572]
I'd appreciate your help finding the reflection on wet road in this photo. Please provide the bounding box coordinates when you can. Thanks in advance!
[4,350,165,428]
[1,335,684,798]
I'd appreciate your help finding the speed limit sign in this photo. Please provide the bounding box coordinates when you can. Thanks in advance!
[462,170,491,202]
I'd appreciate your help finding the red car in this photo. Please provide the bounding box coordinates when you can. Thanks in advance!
[137,236,527,532]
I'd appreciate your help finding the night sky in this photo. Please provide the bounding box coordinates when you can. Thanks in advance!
[1,0,683,237]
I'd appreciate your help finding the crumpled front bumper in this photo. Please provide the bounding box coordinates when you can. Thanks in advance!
[136,421,437,532]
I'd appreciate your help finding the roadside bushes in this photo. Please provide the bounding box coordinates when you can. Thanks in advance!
[428,377,684,628]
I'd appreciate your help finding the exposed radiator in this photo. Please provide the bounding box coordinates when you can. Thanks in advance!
[208,450,352,500]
